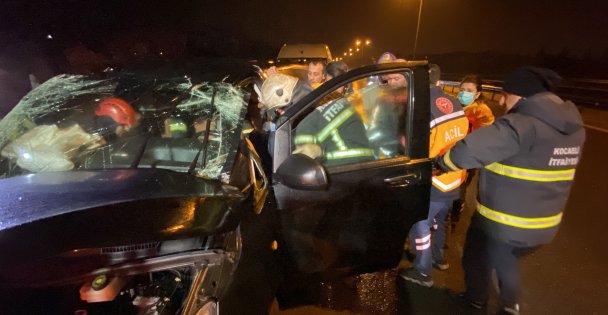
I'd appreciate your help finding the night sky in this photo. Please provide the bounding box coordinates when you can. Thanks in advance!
[2,0,608,58]
[1,0,607,116]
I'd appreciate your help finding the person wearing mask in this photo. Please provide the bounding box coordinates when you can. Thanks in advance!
[307,60,326,89]
[436,67,585,314]
[458,75,495,132]
[451,75,496,228]
[399,64,469,287]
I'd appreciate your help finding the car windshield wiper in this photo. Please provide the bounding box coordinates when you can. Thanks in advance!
[188,85,217,175]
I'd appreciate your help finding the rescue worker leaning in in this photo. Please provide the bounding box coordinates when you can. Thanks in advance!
[353,52,397,126]
[435,66,585,314]
[316,61,350,106]
[399,64,469,286]
[259,73,312,156]
[292,64,374,167]
[367,63,408,158]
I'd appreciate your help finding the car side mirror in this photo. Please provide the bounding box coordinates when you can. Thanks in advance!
[274,154,328,190]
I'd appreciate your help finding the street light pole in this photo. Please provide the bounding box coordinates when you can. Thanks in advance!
[412,0,423,59]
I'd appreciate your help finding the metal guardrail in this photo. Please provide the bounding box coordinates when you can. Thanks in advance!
[440,78,608,109]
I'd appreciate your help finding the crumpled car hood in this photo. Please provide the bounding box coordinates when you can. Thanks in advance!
[0,169,244,280]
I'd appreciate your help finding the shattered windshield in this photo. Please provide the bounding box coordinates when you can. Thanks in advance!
[0,73,248,180]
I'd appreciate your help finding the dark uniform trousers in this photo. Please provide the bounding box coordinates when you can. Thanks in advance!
[463,213,540,306]
[439,92,585,306]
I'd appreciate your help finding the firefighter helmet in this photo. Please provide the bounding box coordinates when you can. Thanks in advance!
[377,52,397,64]
[260,74,299,110]
[95,98,136,125]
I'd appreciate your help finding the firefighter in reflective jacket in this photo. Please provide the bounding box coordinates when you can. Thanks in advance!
[399,64,469,287]
[294,97,374,167]
[436,66,585,313]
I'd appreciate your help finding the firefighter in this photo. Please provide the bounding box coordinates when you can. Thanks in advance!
[94,97,139,141]
[259,73,312,156]
[292,88,374,167]
[2,97,139,172]
[399,64,469,287]
[436,66,585,314]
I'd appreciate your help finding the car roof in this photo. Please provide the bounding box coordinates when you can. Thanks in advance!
[277,44,332,61]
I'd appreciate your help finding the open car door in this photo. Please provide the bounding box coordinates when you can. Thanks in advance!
[271,62,432,281]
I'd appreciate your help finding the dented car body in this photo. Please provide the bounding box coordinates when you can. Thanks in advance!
[0,61,432,314]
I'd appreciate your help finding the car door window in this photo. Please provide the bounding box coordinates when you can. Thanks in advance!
[292,71,411,167]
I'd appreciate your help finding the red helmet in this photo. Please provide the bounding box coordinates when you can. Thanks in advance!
[95,98,136,125]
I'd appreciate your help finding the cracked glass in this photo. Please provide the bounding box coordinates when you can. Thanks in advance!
[0,73,248,180]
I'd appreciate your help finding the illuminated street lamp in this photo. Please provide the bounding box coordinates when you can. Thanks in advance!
[365,39,371,46]
[356,48,360,52]
[356,40,361,46]
[413,0,423,59]
[349,48,353,52]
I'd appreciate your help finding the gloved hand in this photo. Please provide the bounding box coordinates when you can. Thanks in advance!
[293,144,323,159]
[432,156,448,176]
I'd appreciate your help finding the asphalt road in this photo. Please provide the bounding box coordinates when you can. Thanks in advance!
[272,106,608,314]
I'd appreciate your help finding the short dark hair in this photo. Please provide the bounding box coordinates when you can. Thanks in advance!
[429,64,440,85]
[460,74,484,100]
[309,60,326,68]
[324,61,348,78]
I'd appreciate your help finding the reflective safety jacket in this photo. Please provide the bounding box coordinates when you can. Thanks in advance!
[429,86,469,200]
[439,92,585,246]
[464,100,495,132]
[294,98,374,167]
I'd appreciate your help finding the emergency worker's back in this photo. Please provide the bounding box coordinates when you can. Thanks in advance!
[429,86,469,198]
[446,92,585,246]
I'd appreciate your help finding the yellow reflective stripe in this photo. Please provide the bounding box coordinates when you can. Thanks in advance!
[432,177,462,191]
[326,148,375,160]
[169,123,187,132]
[485,162,575,182]
[241,128,254,134]
[443,150,460,171]
[317,107,355,142]
[331,130,347,150]
[294,135,317,145]
[477,203,562,229]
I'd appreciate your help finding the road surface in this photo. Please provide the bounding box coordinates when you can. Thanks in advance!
[272,105,608,314]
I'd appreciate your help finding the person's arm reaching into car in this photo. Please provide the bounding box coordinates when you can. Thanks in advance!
[437,116,529,171]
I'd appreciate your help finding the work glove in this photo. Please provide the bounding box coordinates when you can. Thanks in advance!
[432,156,448,176]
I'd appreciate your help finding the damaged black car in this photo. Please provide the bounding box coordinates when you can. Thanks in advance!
[0,60,433,315]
